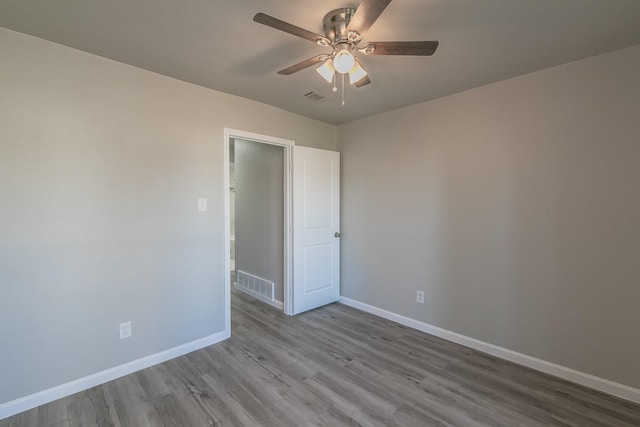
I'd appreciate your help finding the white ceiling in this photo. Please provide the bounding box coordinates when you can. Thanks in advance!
[2,0,640,125]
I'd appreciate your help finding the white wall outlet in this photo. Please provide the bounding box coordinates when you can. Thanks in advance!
[119,321,132,340]
[417,291,425,304]
[197,198,208,212]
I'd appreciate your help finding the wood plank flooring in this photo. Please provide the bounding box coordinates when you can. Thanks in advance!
[3,290,640,426]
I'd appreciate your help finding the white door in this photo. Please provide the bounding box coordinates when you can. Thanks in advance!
[292,146,340,315]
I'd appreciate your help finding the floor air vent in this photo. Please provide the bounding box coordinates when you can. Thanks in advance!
[235,270,275,302]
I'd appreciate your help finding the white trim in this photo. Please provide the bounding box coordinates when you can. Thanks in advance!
[223,129,294,148]
[338,297,640,404]
[224,128,294,316]
[223,130,232,336]
[0,331,229,420]
[233,283,284,310]
[282,146,293,316]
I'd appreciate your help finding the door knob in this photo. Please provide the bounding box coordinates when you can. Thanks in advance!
[334,232,341,238]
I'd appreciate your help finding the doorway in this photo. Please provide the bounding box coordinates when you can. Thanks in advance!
[231,138,284,308]
[223,129,341,331]
[223,129,293,332]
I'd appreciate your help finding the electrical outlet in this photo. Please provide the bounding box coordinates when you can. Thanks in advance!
[417,291,425,304]
[119,321,132,340]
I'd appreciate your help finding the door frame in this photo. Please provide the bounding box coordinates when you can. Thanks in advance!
[223,128,295,331]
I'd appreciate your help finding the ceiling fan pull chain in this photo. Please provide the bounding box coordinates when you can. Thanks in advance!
[341,73,345,106]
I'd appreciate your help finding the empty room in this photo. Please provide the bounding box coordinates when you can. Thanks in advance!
[1,0,640,425]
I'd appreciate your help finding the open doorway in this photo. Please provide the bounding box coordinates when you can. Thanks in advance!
[231,138,284,308]
[223,129,341,329]
[223,129,293,330]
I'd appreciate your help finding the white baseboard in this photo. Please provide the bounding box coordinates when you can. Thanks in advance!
[233,283,284,310]
[339,296,640,404]
[0,329,230,420]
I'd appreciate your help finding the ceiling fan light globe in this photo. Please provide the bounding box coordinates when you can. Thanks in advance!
[334,49,355,74]
[316,59,335,83]
[348,60,368,85]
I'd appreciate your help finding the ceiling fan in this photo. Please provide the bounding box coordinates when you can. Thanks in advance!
[253,0,439,92]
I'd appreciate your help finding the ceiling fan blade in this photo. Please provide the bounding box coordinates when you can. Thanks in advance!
[347,0,392,35]
[254,13,330,45]
[278,55,329,75]
[361,41,439,56]
[354,75,371,88]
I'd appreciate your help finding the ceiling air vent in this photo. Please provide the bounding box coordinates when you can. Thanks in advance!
[304,91,325,101]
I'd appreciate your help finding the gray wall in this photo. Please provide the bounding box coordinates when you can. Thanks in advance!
[338,44,640,389]
[0,27,335,405]
[234,139,284,303]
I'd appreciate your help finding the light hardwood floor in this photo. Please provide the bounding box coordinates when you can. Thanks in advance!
[3,290,640,426]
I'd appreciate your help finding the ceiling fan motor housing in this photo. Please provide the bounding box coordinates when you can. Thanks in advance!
[323,8,357,44]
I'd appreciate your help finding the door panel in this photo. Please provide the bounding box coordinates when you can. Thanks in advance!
[303,244,333,292]
[292,146,340,315]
